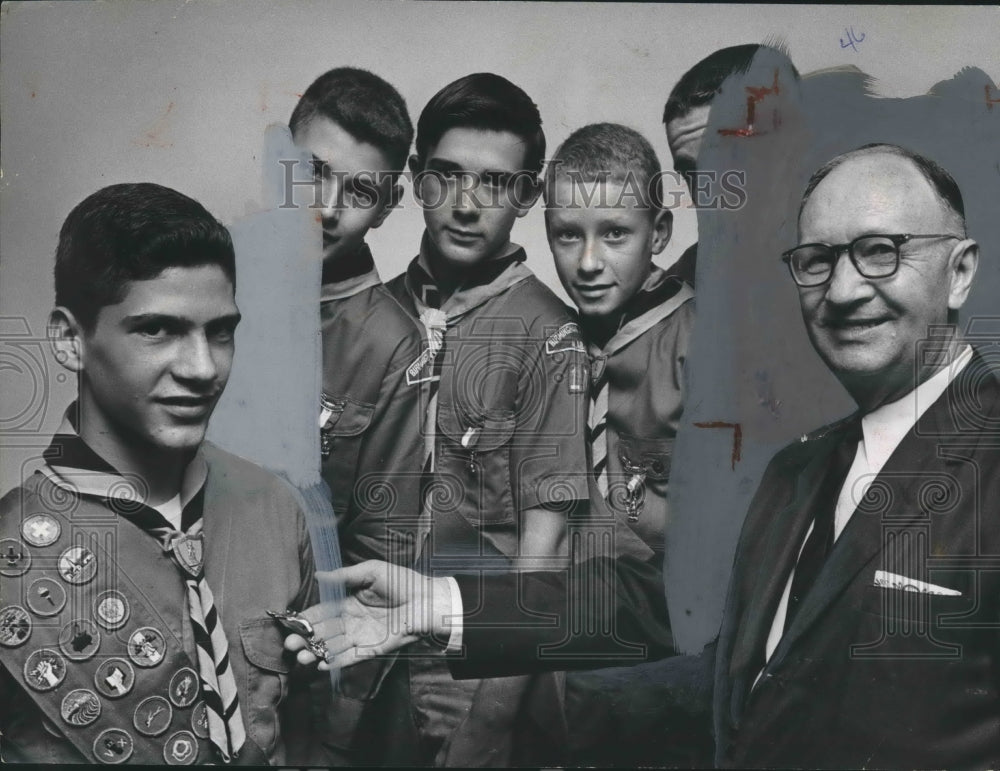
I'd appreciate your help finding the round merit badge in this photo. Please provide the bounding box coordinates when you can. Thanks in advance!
[190,702,210,738]
[163,730,199,765]
[169,667,200,708]
[61,688,102,727]
[57,545,97,585]
[133,695,172,737]
[24,648,67,691]
[0,538,31,576]
[0,605,32,647]
[94,657,135,699]
[94,590,130,630]
[127,626,166,667]
[59,618,101,661]
[21,513,61,547]
[93,728,134,764]
[26,576,67,617]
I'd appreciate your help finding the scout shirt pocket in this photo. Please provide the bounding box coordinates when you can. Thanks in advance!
[239,616,293,757]
[614,434,674,549]
[320,396,376,516]
[435,402,517,526]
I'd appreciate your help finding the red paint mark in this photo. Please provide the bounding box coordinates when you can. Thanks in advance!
[694,421,743,470]
[31,91,36,98]
[718,69,781,138]
[986,84,1000,110]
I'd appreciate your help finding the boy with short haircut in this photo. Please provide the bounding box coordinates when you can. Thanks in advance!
[289,67,424,568]
[288,67,425,760]
[0,183,332,765]
[544,123,696,765]
[380,72,591,766]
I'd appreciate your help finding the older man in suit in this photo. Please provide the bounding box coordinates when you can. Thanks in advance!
[288,143,1000,769]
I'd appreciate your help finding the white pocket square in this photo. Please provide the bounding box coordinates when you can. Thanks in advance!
[873,570,961,596]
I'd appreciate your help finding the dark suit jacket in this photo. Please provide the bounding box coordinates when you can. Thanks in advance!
[450,349,1000,769]
[715,350,1000,769]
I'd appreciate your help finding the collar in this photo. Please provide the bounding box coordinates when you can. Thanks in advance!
[320,266,382,302]
[41,405,208,517]
[406,232,530,321]
[860,344,973,474]
[320,241,376,288]
[585,266,693,359]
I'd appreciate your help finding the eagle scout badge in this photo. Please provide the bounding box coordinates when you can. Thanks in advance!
[57,545,97,584]
[58,618,101,661]
[163,730,199,765]
[21,513,61,547]
[0,605,32,647]
[128,626,166,667]
[26,577,67,617]
[190,702,210,738]
[94,590,130,630]
[93,728,134,764]
[169,667,200,708]
[133,695,173,737]
[1,538,31,576]
[60,688,102,727]
[94,658,135,699]
[24,648,67,691]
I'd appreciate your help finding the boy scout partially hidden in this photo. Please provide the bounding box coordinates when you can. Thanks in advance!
[288,67,424,568]
[0,184,332,765]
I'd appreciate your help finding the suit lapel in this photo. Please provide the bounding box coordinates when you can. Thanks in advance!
[770,351,993,663]
[728,434,841,677]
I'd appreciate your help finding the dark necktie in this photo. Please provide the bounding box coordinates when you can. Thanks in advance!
[784,420,863,632]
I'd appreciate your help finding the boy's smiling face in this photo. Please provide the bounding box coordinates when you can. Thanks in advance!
[413,127,539,274]
[294,116,398,268]
[546,177,671,323]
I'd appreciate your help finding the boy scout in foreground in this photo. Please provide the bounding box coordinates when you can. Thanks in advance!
[545,123,696,765]
[376,72,592,766]
[289,67,424,569]
[287,66,424,761]
[0,184,332,765]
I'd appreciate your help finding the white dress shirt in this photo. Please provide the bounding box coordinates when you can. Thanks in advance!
[760,344,974,669]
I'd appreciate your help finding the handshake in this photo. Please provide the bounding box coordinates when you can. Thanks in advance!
[279,561,458,670]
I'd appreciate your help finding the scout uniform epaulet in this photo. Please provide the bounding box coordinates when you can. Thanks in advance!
[0,477,262,765]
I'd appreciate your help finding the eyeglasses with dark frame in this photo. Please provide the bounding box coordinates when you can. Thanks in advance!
[781,234,962,287]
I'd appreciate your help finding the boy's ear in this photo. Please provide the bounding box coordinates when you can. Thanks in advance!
[48,307,85,373]
[650,207,673,256]
[372,179,405,230]
[408,154,426,204]
[514,175,543,219]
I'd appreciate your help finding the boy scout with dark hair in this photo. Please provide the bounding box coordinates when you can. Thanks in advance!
[0,183,333,765]
[287,66,424,761]
[544,123,696,764]
[289,66,423,569]
[375,72,592,766]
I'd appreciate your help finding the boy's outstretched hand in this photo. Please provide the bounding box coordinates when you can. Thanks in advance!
[282,560,455,670]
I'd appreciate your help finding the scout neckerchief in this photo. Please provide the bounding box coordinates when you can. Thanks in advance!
[404,233,531,474]
[42,415,247,762]
[319,243,383,458]
[583,267,694,520]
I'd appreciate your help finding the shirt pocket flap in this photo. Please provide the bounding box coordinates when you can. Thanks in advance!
[437,403,516,451]
[617,434,674,481]
[239,616,293,673]
[327,398,375,437]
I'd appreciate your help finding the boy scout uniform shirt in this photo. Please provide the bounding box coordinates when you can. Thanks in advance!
[385,241,591,561]
[588,267,694,555]
[0,414,334,765]
[319,245,424,567]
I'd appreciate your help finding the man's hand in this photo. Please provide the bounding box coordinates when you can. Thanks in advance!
[283,560,455,670]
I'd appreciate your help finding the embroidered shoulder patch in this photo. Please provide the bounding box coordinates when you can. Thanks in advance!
[545,323,584,355]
